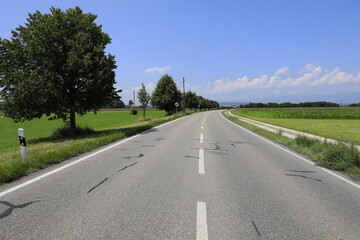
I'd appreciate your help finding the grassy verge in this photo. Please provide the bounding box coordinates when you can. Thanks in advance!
[0,113,187,185]
[223,112,360,180]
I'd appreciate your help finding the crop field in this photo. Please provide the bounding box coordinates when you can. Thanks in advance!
[0,110,166,155]
[235,108,360,119]
[232,108,360,145]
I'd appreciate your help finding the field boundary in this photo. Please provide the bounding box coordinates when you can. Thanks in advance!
[225,110,360,151]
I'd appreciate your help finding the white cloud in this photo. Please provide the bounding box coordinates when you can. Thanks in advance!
[211,75,268,93]
[299,63,320,73]
[144,66,171,74]
[279,66,322,88]
[275,66,290,76]
[310,68,360,86]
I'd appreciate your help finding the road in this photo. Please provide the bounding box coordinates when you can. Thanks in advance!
[0,111,359,239]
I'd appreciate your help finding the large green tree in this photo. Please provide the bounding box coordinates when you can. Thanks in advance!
[0,7,117,130]
[137,83,150,118]
[183,91,199,110]
[151,74,181,114]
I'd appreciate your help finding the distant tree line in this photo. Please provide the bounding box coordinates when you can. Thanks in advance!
[183,91,219,111]
[151,74,219,115]
[348,103,360,107]
[239,101,340,108]
[104,74,220,115]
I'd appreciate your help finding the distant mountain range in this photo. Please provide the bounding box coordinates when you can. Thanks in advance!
[220,92,360,106]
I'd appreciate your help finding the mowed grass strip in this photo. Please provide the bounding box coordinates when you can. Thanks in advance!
[232,108,360,145]
[0,110,183,184]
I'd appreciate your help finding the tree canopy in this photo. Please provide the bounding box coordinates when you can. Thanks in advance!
[151,74,182,114]
[137,83,150,118]
[0,7,117,130]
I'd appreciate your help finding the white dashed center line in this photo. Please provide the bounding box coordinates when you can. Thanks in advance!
[199,148,205,174]
[200,133,203,143]
[196,202,208,240]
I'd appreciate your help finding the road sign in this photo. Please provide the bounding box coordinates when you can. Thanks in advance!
[175,102,179,107]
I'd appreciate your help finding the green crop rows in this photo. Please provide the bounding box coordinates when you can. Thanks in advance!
[234,108,360,119]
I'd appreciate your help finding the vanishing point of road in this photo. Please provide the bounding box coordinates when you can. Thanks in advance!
[0,111,359,239]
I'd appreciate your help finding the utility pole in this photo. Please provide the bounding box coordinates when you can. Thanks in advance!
[133,90,135,109]
[182,77,186,113]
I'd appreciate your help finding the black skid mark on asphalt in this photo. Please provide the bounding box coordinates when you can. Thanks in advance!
[112,148,129,151]
[130,140,141,143]
[121,153,144,159]
[141,145,155,147]
[285,174,322,182]
[184,155,199,159]
[118,162,138,172]
[229,140,251,147]
[251,221,261,237]
[87,178,108,194]
[0,200,41,219]
[289,170,316,174]
[155,137,165,141]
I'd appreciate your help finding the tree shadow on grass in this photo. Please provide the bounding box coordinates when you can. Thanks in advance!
[27,125,158,145]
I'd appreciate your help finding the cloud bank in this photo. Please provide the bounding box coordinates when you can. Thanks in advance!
[210,64,360,94]
[123,63,360,103]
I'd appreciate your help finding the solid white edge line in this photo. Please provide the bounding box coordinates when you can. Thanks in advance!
[0,115,188,198]
[199,148,205,174]
[221,112,360,190]
[200,133,204,143]
[196,202,208,240]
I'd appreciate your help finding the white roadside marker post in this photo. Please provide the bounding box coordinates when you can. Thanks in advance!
[18,128,29,164]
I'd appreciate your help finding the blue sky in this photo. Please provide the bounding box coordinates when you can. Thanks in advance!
[1,0,360,104]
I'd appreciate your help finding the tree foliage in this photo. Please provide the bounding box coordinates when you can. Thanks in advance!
[137,83,150,118]
[0,7,117,130]
[348,103,360,107]
[151,74,182,114]
[183,91,199,109]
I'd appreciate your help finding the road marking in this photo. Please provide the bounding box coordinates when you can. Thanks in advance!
[222,113,360,190]
[197,202,208,240]
[199,148,205,174]
[200,134,203,143]
[201,126,204,129]
[0,116,188,199]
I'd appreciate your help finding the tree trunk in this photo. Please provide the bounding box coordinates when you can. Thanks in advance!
[143,106,146,118]
[70,109,76,130]
[69,86,76,131]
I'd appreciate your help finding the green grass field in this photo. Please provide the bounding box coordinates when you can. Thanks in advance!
[232,108,360,145]
[0,110,166,155]
[0,109,190,184]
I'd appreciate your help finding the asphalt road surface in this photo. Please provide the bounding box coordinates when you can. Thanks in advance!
[0,111,359,239]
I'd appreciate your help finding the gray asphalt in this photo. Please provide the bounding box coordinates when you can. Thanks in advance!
[0,111,359,239]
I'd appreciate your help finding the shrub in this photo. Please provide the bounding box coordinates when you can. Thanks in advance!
[295,135,317,148]
[131,109,138,115]
[51,125,96,139]
[319,143,360,170]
